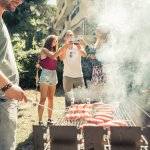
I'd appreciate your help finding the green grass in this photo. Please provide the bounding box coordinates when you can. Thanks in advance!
[16,88,65,150]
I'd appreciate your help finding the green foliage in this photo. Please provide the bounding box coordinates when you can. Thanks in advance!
[15,49,40,88]
[2,1,57,88]
[3,1,57,50]
[2,1,93,89]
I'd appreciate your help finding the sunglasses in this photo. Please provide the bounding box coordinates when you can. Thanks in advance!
[69,51,72,58]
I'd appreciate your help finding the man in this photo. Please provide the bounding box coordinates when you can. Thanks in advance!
[0,0,27,149]
[59,30,87,107]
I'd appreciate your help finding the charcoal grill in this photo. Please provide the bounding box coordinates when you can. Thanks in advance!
[33,101,150,150]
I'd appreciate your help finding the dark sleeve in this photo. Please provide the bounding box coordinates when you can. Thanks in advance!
[85,45,96,55]
[85,45,102,66]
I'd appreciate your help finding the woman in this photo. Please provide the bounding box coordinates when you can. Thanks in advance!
[81,29,107,86]
[38,35,64,125]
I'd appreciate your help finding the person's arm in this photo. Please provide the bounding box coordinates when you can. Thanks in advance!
[94,39,102,49]
[41,47,65,59]
[59,44,70,60]
[76,44,87,57]
[0,71,27,101]
[0,71,11,89]
[79,39,95,55]
[94,30,105,49]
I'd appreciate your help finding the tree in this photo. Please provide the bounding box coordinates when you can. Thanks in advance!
[3,1,57,88]
[3,1,57,51]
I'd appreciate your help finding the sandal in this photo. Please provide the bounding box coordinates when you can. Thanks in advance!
[39,121,44,126]
[47,118,54,126]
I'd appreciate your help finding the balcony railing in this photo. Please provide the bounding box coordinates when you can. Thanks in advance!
[62,23,65,30]
[70,6,79,20]
[62,2,65,9]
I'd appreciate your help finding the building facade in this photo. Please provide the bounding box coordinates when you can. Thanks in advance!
[54,0,98,43]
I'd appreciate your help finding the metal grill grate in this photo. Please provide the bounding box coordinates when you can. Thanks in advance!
[33,102,150,150]
[113,103,136,126]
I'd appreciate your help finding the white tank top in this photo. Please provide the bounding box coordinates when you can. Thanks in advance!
[63,45,83,78]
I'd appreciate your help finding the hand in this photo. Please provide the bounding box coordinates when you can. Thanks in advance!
[79,39,87,46]
[96,31,103,40]
[4,84,28,102]
[35,63,40,68]
[76,43,82,50]
[64,41,73,49]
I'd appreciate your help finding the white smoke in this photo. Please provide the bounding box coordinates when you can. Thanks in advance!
[87,0,150,103]
[67,0,150,109]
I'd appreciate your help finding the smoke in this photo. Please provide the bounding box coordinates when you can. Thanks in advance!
[67,0,150,109]
[86,0,150,103]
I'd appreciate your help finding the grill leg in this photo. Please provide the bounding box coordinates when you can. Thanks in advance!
[143,127,150,150]
[110,127,141,150]
[84,126,106,150]
[50,126,78,150]
[33,125,47,150]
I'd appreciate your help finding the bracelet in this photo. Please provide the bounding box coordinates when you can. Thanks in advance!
[1,83,13,93]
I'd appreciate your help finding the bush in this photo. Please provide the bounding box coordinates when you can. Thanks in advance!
[15,49,40,88]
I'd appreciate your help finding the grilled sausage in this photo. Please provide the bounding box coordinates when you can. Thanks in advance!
[68,108,76,114]
[93,103,113,108]
[97,122,120,127]
[94,116,112,122]
[93,113,113,119]
[95,108,114,113]
[84,118,104,124]
[65,114,75,120]
[107,120,128,126]
[80,112,91,119]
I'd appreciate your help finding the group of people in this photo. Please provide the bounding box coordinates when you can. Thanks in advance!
[38,29,107,125]
[38,30,87,125]
[0,0,107,149]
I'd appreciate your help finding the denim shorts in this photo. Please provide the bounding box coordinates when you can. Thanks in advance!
[0,98,18,150]
[40,68,58,85]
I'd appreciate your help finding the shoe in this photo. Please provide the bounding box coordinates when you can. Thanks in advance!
[39,121,44,126]
[47,118,54,126]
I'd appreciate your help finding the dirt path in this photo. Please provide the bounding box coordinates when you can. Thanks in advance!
[16,88,65,150]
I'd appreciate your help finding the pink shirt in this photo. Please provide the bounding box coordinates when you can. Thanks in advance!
[40,57,57,70]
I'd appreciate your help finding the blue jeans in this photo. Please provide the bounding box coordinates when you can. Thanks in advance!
[0,98,18,150]
[40,68,58,85]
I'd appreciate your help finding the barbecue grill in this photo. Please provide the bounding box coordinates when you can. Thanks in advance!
[33,100,150,150]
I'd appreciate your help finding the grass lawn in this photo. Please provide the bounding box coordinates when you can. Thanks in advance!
[16,88,65,150]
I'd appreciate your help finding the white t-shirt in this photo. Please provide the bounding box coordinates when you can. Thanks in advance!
[63,45,83,78]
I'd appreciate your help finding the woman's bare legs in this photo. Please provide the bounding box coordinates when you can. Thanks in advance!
[47,85,56,119]
[38,83,49,122]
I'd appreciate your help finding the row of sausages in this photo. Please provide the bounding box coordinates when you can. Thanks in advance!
[65,102,128,128]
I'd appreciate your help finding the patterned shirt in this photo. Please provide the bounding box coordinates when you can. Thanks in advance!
[85,45,101,66]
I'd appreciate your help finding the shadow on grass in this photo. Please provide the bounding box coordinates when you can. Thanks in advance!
[16,133,33,150]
